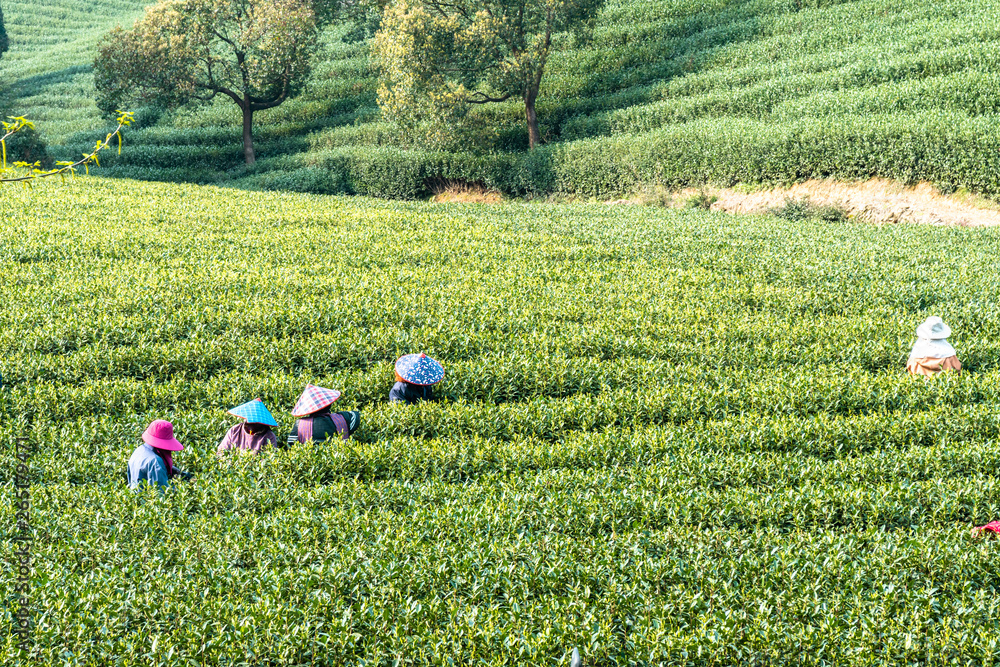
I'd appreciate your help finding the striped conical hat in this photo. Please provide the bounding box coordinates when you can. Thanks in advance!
[292,384,342,417]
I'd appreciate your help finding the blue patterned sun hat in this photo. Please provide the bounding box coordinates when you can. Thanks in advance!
[228,398,278,427]
[395,353,445,386]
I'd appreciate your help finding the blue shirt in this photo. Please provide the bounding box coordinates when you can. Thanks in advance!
[127,444,171,491]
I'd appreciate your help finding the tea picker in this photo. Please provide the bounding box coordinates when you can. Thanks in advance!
[906,316,961,376]
[972,521,1000,537]
[287,383,361,445]
[127,420,193,491]
[389,353,445,404]
[217,398,278,454]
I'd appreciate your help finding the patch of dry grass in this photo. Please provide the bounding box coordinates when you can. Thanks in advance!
[429,180,502,204]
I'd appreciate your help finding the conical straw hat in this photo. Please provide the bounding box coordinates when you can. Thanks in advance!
[394,353,445,386]
[228,398,278,427]
[291,384,342,417]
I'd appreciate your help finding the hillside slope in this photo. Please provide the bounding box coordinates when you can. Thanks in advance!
[0,0,144,140]
[3,0,1000,198]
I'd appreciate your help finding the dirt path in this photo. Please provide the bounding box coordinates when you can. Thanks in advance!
[616,179,1000,226]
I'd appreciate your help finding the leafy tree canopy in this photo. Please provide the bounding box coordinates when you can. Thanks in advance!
[94,0,318,165]
[372,0,604,150]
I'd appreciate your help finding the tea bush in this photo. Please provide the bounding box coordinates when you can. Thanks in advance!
[770,197,849,223]
[2,178,1000,663]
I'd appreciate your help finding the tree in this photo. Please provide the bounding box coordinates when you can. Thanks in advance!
[94,0,317,166]
[371,0,604,150]
[1,2,10,58]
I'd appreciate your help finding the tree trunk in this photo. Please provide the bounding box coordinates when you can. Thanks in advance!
[242,102,255,166]
[524,89,540,150]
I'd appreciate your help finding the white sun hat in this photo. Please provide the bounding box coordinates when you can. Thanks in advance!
[915,316,951,340]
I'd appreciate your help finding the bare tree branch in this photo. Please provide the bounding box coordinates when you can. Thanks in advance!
[249,65,294,110]
[465,91,513,104]
[1,115,133,183]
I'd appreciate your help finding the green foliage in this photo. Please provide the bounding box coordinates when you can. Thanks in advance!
[1,111,133,182]
[684,190,718,210]
[0,1,8,57]
[771,197,818,223]
[7,0,1000,196]
[372,0,605,149]
[95,0,317,115]
[517,111,1000,197]
[0,120,48,168]
[317,0,387,36]
[2,179,1000,662]
[93,0,319,164]
[771,197,850,223]
[238,164,350,194]
[238,145,519,198]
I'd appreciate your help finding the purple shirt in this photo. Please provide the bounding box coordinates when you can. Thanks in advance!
[217,423,276,454]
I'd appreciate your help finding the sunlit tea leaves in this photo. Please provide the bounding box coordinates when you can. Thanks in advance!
[1,179,1000,663]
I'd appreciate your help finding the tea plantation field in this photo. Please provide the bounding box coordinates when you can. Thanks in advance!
[2,179,1000,664]
[6,0,1000,196]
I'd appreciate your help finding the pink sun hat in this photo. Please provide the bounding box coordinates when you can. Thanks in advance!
[142,419,184,451]
[292,383,342,417]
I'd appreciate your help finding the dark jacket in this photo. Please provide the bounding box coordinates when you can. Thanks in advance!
[389,381,435,405]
